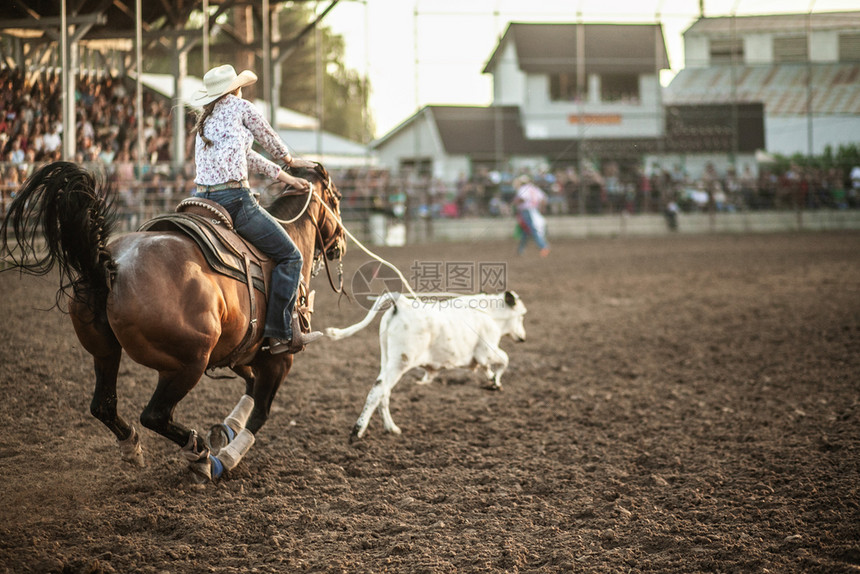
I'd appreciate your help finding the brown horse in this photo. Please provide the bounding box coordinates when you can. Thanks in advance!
[0,160,345,481]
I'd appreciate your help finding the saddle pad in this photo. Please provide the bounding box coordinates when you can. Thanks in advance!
[139,213,268,294]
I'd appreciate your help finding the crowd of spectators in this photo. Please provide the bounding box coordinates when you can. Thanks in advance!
[0,66,198,225]
[0,67,185,173]
[384,160,860,220]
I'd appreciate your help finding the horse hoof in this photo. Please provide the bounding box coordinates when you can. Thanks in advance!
[188,455,223,483]
[122,450,146,468]
[205,423,234,456]
[118,427,145,467]
[188,468,210,485]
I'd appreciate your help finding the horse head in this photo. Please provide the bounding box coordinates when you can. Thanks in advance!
[306,163,346,261]
[267,162,346,263]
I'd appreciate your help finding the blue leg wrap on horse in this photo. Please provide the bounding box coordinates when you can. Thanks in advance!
[209,455,224,479]
[223,423,236,443]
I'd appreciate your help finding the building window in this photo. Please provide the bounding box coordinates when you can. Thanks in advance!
[710,38,743,65]
[773,36,808,63]
[550,72,584,102]
[600,74,639,103]
[399,158,432,177]
[839,33,860,62]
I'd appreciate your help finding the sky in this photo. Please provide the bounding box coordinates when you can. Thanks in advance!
[322,0,858,139]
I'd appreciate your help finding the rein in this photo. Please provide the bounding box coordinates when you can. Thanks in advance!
[309,209,345,294]
[274,178,345,295]
[315,197,420,300]
[274,187,314,224]
[273,172,419,301]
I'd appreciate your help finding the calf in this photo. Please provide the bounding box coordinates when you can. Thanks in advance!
[325,291,527,440]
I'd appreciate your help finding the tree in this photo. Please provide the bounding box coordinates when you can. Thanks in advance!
[274,4,374,143]
[143,3,373,143]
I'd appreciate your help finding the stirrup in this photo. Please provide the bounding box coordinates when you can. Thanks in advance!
[268,330,323,354]
[269,338,293,355]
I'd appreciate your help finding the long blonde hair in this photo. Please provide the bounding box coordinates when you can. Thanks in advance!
[193,89,239,147]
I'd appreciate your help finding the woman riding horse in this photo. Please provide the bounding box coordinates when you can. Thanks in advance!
[191,64,321,355]
[0,156,345,482]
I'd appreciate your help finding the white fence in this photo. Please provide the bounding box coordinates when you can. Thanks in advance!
[372,210,860,245]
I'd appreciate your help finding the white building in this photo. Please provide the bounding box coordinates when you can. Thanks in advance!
[664,11,860,157]
[374,13,860,182]
[373,22,677,182]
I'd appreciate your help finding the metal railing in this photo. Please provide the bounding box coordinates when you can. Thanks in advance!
[2,161,858,238]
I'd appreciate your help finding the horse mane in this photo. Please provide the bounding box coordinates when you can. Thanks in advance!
[266,163,340,221]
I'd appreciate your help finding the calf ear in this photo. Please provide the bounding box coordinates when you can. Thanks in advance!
[504,290,517,307]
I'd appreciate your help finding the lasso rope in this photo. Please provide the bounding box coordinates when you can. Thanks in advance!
[317,199,419,299]
[272,187,314,225]
[272,175,444,302]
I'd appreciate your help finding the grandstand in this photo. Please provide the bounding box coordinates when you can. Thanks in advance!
[1,4,859,242]
[665,11,860,156]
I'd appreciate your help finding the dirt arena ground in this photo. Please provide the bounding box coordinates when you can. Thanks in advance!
[1,231,858,573]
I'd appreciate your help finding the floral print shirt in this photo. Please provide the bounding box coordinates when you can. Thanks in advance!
[194,94,288,185]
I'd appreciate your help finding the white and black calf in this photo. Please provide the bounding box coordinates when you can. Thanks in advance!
[325,291,527,440]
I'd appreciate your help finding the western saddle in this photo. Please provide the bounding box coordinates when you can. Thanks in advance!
[139,197,315,366]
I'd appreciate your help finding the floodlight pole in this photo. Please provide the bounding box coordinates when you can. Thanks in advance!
[202,0,209,73]
[801,1,817,230]
[805,5,814,160]
[135,0,144,169]
[263,0,272,126]
[172,34,188,171]
[60,0,75,161]
[576,10,586,215]
[655,8,665,215]
[730,11,739,174]
[493,6,504,175]
[315,1,324,158]
[271,6,282,130]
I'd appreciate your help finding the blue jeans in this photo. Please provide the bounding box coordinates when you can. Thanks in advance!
[517,208,548,254]
[194,187,302,340]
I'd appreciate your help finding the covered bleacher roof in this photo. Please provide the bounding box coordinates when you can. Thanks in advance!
[0,0,347,165]
[0,0,202,40]
[684,11,860,37]
[0,0,334,53]
[664,63,860,116]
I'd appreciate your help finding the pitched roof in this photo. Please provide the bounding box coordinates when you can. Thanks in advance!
[483,22,670,76]
[0,0,181,37]
[428,106,528,157]
[684,11,860,37]
[372,105,580,160]
[429,105,599,160]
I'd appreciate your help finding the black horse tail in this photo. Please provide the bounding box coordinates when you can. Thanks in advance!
[1,161,118,315]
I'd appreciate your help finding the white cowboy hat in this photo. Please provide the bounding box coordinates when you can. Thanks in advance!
[190,64,257,107]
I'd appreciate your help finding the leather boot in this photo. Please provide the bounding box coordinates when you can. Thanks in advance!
[269,313,323,355]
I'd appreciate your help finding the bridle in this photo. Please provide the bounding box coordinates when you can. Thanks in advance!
[309,174,343,257]
[308,174,346,294]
